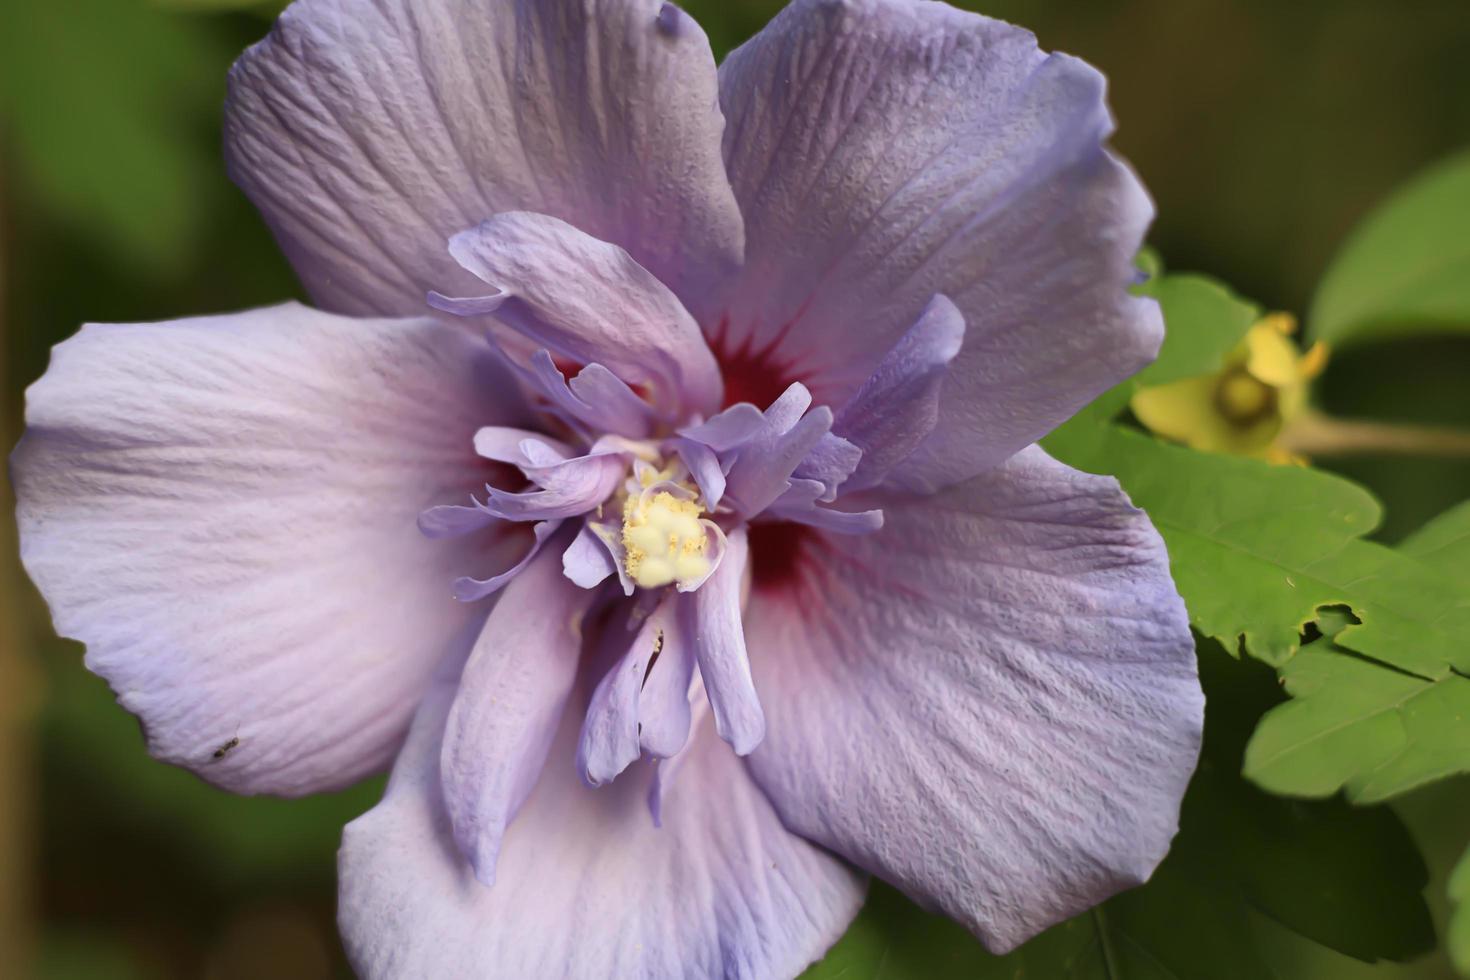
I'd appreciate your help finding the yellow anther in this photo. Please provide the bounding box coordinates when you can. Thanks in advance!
[622,488,711,590]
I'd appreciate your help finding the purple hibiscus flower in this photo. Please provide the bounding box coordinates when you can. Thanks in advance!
[12,0,1205,975]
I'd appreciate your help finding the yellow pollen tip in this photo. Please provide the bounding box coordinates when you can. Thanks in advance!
[622,488,711,590]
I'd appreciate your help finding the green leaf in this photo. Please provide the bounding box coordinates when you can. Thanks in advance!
[803,649,1433,978]
[1311,149,1470,347]
[1245,644,1470,803]
[1245,499,1470,802]
[1134,273,1261,387]
[1401,499,1470,585]
[1044,422,1382,666]
[1452,845,1470,977]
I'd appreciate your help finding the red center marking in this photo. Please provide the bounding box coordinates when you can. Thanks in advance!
[748,521,814,593]
[709,316,802,410]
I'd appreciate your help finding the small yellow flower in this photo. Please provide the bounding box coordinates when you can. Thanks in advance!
[1131,314,1328,464]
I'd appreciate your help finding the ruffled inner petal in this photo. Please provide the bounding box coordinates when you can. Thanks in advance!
[720,383,835,519]
[436,212,723,418]
[682,527,765,754]
[833,294,965,493]
[440,542,590,885]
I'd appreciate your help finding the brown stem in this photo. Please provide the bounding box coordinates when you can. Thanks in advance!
[1279,410,1470,458]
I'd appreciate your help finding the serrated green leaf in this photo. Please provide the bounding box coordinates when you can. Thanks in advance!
[1245,499,1470,802]
[1044,423,1382,665]
[1305,538,1470,678]
[1452,845,1470,976]
[1245,644,1470,803]
[803,649,1432,978]
[1311,149,1470,347]
[1402,500,1470,586]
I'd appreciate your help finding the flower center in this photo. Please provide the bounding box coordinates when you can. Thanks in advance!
[620,471,712,590]
[1214,367,1277,427]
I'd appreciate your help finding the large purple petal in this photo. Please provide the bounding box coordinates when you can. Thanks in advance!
[718,0,1160,486]
[338,663,865,978]
[226,0,743,323]
[435,212,723,418]
[743,446,1202,952]
[11,304,527,795]
[440,542,588,884]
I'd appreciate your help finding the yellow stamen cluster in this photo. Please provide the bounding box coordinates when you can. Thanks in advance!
[622,488,711,590]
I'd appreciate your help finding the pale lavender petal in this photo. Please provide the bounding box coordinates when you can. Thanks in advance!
[676,520,729,595]
[792,432,862,502]
[647,695,708,828]
[522,351,605,438]
[718,0,1160,486]
[744,446,1202,952]
[440,543,588,885]
[673,437,727,509]
[682,527,764,754]
[589,519,636,596]
[339,678,865,979]
[417,501,497,540]
[481,454,625,522]
[759,381,813,432]
[677,402,767,451]
[562,523,617,589]
[443,213,722,417]
[512,351,656,441]
[577,611,654,787]
[772,478,825,511]
[226,0,743,323]
[767,479,883,533]
[453,521,562,602]
[473,426,574,467]
[723,389,834,519]
[834,294,965,493]
[637,599,697,760]
[569,363,659,437]
[769,502,884,536]
[11,304,526,795]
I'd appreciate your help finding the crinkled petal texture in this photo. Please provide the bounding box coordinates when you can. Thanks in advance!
[226,0,743,324]
[717,0,1161,489]
[743,447,1202,953]
[339,654,866,979]
[11,304,527,795]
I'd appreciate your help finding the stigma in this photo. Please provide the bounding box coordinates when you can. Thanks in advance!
[620,465,713,590]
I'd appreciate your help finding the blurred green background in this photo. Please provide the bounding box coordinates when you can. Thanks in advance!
[1,0,1468,976]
